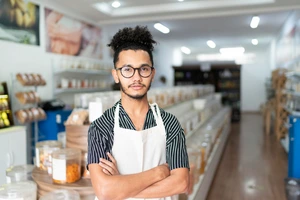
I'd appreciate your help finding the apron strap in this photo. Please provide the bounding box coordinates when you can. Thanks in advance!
[114,103,120,128]
[150,103,164,127]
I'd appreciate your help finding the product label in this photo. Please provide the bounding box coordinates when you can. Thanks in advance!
[52,158,66,181]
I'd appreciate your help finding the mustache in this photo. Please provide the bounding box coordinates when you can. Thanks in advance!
[128,83,146,88]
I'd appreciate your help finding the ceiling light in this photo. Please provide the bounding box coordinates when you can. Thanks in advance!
[252,39,258,45]
[154,23,170,34]
[181,46,191,55]
[250,16,260,29]
[207,40,216,48]
[220,47,245,55]
[178,0,184,1]
[112,1,121,8]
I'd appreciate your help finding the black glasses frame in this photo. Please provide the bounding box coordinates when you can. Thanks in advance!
[116,66,154,78]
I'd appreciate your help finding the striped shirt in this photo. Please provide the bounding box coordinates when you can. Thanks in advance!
[87,100,189,171]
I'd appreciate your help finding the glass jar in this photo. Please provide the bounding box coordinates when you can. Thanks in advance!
[6,165,34,183]
[40,189,80,200]
[35,140,62,174]
[52,148,81,184]
[0,181,37,200]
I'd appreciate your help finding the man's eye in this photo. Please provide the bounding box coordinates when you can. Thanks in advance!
[123,67,132,72]
[141,67,149,71]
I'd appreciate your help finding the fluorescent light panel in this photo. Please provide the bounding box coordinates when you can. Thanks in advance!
[207,40,216,48]
[252,39,258,45]
[112,1,121,8]
[181,46,191,54]
[220,47,245,55]
[250,16,260,28]
[154,23,170,34]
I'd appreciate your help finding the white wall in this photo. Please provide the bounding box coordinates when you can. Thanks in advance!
[241,48,271,112]
[152,41,174,87]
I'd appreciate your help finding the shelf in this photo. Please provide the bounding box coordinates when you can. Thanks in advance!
[188,120,230,200]
[54,87,111,95]
[218,88,240,91]
[218,77,240,81]
[0,109,11,113]
[284,106,300,117]
[54,68,111,75]
[283,89,300,97]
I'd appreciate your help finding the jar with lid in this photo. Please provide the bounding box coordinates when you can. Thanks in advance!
[0,181,37,200]
[40,189,80,200]
[52,148,81,184]
[35,140,62,174]
[6,165,34,183]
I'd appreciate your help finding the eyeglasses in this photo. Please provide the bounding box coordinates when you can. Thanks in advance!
[116,66,154,78]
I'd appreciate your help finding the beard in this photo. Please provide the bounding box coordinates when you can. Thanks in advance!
[120,82,152,100]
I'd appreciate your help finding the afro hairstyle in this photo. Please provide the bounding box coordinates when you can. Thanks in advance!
[108,26,157,67]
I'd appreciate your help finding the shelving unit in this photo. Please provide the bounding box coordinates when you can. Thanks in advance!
[52,57,113,97]
[173,65,241,122]
[188,117,230,200]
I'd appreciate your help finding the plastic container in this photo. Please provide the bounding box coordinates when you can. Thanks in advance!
[6,165,34,183]
[52,148,81,184]
[0,181,37,200]
[35,140,62,174]
[40,189,80,200]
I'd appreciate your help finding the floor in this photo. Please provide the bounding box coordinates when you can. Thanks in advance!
[206,114,288,200]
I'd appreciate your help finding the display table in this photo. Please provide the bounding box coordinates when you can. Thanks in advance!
[31,168,95,200]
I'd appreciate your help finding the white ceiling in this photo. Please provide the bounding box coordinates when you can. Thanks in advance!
[48,0,300,62]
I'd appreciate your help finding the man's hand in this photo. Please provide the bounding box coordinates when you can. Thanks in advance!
[99,153,171,179]
[99,152,120,175]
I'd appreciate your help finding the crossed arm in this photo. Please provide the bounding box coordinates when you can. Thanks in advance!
[89,153,189,200]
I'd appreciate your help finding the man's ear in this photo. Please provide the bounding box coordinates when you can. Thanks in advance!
[112,69,119,83]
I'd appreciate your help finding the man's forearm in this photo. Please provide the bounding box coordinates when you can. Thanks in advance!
[134,168,189,199]
[89,164,169,200]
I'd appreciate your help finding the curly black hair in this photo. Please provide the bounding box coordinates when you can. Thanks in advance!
[108,26,157,68]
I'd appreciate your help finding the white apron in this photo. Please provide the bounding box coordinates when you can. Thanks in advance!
[95,103,178,200]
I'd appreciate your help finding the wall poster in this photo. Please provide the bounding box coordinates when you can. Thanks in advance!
[0,0,40,45]
[45,8,103,59]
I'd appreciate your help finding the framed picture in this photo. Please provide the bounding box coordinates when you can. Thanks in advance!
[0,0,40,45]
[45,8,103,59]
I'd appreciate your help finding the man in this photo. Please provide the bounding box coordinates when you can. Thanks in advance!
[88,26,189,200]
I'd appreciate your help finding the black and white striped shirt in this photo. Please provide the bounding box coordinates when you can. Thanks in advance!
[87,100,189,171]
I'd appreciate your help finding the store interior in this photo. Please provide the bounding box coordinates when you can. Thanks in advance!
[0,0,300,199]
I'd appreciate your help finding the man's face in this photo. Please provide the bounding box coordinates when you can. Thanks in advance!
[112,49,155,100]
